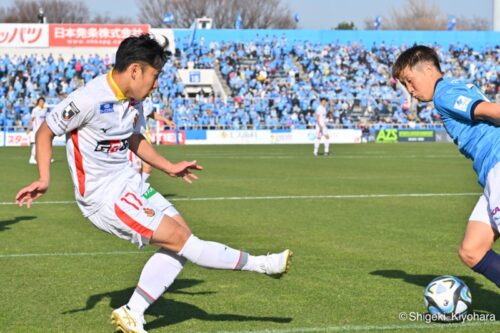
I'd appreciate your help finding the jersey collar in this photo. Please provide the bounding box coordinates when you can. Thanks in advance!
[434,77,444,95]
[106,69,127,101]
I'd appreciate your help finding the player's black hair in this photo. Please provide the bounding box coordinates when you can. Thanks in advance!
[392,45,442,80]
[114,33,171,72]
[320,97,328,102]
[36,96,45,104]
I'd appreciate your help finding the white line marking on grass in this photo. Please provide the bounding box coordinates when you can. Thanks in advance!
[172,192,481,202]
[0,250,155,259]
[0,192,481,206]
[0,200,75,205]
[207,321,499,333]
[192,154,461,160]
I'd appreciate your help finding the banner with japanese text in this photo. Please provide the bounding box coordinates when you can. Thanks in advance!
[49,24,149,47]
[0,24,49,48]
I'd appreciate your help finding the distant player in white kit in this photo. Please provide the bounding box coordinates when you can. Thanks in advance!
[314,97,330,156]
[26,97,48,164]
[15,34,292,333]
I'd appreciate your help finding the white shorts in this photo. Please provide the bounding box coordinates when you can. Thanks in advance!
[29,131,35,144]
[88,183,179,248]
[315,124,329,139]
[469,162,500,234]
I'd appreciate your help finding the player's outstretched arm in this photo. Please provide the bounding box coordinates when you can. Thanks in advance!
[15,122,55,208]
[15,180,49,208]
[474,102,500,126]
[129,133,202,184]
[152,112,176,129]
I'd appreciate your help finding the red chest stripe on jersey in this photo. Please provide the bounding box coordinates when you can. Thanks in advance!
[71,129,85,196]
[114,204,153,239]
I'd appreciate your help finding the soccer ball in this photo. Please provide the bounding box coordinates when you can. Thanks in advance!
[423,275,472,322]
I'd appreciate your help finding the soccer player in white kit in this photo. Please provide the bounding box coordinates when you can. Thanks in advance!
[15,34,292,333]
[26,97,48,164]
[313,97,330,156]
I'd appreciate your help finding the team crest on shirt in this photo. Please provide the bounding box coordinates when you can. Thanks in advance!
[62,102,80,120]
[453,95,472,112]
[143,207,155,217]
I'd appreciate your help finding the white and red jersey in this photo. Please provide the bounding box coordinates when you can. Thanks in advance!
[46,71,143,217]
[31,106,48,133]
[315,103,327,127]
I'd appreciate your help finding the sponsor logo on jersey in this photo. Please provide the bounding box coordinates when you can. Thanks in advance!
[453,95,472,112]
[62,102,80,120]
[99,103,114,114]
[94,139,129,153]
[142,186,158,199]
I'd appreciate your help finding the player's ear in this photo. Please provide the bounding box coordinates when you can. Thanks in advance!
[423,62,435,74]
[129,63,141,80]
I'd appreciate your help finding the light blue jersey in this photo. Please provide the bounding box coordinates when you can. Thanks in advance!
[433,78,499,187]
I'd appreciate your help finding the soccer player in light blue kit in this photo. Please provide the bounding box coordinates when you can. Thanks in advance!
[392,45,500,288]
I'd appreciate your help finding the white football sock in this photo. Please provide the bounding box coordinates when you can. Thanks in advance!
[127,248,186,314]
[314,139,320,154]
[324,140,330,153]
[30,144,36,159]
[179,234,257,271]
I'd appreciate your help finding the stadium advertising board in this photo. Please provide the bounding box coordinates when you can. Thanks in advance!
[0,24,49,48]
[206,130,271,144]
[375,129,436,143]
[193,129,362,145]
[398,129,435,142]
[49,24,149,47]
[2,132,65,147]
[149,130,186,145]
[285,129,362,144]
[1,130,362,146]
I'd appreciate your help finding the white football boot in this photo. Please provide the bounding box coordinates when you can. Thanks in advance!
[111,305,147,333]
[263,249,293,277]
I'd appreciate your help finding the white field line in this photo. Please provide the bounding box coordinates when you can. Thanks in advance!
[0,250,154,259]
[0,192,481,206]
[205,321,499,333]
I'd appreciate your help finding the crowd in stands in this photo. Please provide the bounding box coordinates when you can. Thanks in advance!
[0,36,498,131]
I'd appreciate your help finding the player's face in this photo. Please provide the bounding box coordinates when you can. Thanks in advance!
[129,64,160,101]
[399,63,435,102]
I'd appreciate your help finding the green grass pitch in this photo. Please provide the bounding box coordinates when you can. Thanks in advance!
[0,143,498,333]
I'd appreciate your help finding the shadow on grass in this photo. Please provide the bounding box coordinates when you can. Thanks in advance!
[370,269,500,319]
[63,278,292,329]
[0,215,36,231]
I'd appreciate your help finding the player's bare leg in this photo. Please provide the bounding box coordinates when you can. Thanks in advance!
[459,221,496,267]
[459,221,500,287]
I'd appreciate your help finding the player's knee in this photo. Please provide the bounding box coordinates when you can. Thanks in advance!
[458,242,487,268]
[152,216,192,252]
